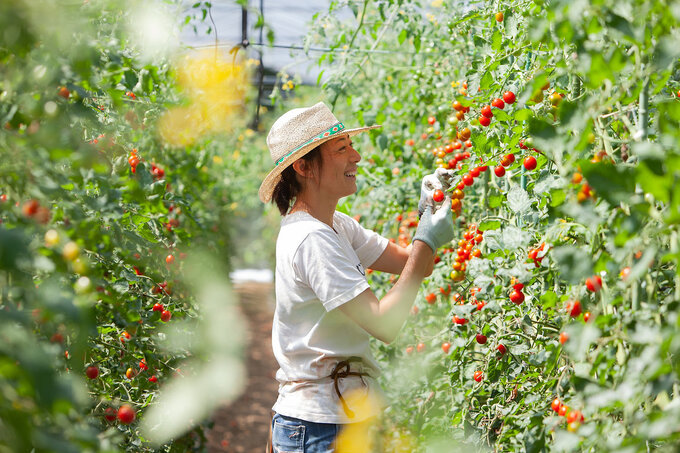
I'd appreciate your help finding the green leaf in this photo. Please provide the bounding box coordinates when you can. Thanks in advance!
[479,220,501,230]
[507,185,532,213]
[552,245,593,284]
[579,160,636,205]
[398,29,407,45]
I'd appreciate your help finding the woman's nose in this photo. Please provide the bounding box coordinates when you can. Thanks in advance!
[350,145,361,163]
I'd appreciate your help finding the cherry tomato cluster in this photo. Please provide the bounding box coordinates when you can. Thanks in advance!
[128,149,140,173]
[392,211,420,248]
[477,91,516,128]
[551,397,585,432]
[527,242,546,268]
[128,148,166,181]
[449,222,484,282]
[565,299,582,317]
[576,181,595,203]
[430,135,474,170]
[21,199,51,224]
[509,279,526,305]
[585,274,602,292]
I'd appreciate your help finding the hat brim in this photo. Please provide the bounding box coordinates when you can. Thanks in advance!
[258,125,381,203]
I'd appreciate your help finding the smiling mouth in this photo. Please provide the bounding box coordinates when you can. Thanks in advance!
[344,171,357,178]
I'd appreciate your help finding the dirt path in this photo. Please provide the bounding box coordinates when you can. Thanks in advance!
[206,282,278,453]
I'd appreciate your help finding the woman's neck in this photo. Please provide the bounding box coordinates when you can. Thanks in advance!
[290,196,337,229]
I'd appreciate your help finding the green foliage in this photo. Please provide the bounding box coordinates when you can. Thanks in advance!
[308,0,680,451]
[0,1,270,451]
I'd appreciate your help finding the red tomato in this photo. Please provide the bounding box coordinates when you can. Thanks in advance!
[470,167,481,178]
[585,275,602,292]
[620,266,631,281]
[559,332,569,344]
[491,98,505,109]
[139,360,148,371]
[152,303,164,312]
[551,398,561,412]
[567,410,584,423]
[473,370,483,382]
[523,155,537,170]
[452,316,467,325]
[481,105,493,118]
[440,284,451,295]
[433,189,445,203]
[503,91,516,104]
[405,346,414,354]
[425,293,437,305]
[86,366,99,379]
[427,116,436,125]
[558,404,569,417]
[463,174,474,186]
[583,311,591,323]
[149,375,158,383]
[476,300,485,310]
[128,155,140,168]
[566,300,582,317]
[509,290,525,304]
[104,407,117,422]
[22,199,40,217]
[416,342,426,353]
[479,115,491,127]
[117,405,136,424]
[476,334,487,344]
[494,165,506,177]
[165,254,175,265]
[513,282,524,291]
[161,310,172,322]
[497,343,507,355]
[501,153,515,167]
[441,342,451,354]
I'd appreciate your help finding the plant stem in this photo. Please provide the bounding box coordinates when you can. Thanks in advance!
[638,77,649,141]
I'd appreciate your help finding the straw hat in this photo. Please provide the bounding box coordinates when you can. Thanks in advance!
[258,102,381,203]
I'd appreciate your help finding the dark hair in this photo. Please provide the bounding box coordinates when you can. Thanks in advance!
[271,146,322,216]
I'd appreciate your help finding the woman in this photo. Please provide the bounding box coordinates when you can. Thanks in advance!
[259,102,454,452]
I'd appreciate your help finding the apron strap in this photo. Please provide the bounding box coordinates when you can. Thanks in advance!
[328,357,370,419]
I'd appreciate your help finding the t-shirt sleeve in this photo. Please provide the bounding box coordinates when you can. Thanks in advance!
[336,212,389,268]
[292,228,370,312]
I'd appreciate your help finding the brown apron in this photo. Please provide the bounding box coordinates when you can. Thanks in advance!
[266,357,370,452]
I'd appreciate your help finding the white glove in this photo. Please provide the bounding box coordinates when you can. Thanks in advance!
[418,168,456,216]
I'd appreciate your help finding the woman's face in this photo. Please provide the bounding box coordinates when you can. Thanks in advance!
[314,134,361,200]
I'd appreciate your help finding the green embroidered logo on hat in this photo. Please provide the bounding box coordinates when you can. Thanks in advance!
[274,122,345,166]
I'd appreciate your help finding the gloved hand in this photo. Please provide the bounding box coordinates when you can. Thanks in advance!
[413,197,455,253]
[418,168,456,217]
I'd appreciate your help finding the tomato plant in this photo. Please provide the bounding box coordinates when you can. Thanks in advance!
[308,0,680,450]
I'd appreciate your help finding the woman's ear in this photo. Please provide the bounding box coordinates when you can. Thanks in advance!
[292,159,308,177]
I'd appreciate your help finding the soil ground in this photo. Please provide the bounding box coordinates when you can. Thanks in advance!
[206,282,278,453]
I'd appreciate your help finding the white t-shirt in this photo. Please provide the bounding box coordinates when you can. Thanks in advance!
[271,210,389,424]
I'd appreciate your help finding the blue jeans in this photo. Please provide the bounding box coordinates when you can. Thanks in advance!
[271,413,338,453]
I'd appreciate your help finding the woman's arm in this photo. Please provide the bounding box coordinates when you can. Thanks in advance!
[369,242,434,276]
[338,240,434,344]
